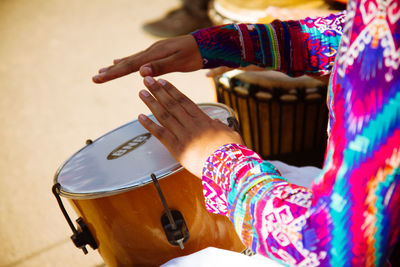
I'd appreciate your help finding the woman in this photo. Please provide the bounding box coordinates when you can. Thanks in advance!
[93,1,399,265]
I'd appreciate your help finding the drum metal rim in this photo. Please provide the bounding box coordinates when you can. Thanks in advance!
[54,103,235,199]
[53,164,184,199]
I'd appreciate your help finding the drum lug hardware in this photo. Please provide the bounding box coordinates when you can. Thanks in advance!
[161,210,189,249]
[151,174,189,250]
[52,183,98,254]
[227,116,240,133]
[86,139,93,145]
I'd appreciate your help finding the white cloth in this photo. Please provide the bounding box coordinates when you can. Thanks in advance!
[162,161,321,266]
[267,160,321,188]
[161,247,284,267]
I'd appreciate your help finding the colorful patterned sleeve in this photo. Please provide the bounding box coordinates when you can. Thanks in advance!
[202,143,319,264]
[191,12,345,76]
[200,2,400,265]
[202,140,399,265]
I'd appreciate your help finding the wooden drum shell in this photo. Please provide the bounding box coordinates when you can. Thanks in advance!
[69,169,244,267]
[208,0,338,25]
[214,71,329,167]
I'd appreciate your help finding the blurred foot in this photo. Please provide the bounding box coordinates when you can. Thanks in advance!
[142,7,212,37]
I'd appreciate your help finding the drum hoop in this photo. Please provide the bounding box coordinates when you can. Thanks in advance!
[213,1,266,23]
[54,103,235,199]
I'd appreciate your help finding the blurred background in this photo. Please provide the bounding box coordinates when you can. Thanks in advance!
[0,0,345,265]
[0,0,213,266]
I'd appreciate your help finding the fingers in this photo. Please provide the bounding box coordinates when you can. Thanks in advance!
[156,78,207,119]
[139,87,188,140]
[93,35,202,83]
[143,76,193,122]
[113,58,126,65]
[93,58,140,83]
[138,77,245,177]
[92,43,169,83]
[139,64,153,76]
[137,114,177,149]
[139,56,176,77]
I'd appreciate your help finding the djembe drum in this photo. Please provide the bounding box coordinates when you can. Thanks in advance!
[208,0,339,25]
[52,103,245,267]
[214,70,329,167]
[208,0,339,167]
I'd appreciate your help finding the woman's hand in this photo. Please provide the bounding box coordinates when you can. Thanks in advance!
[92,35,203,83]
[138,77,244,178]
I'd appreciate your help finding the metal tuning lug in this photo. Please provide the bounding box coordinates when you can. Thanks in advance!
[161,210,189,249]
[151,174,189,249]
[227,116,240,133]
[70,217,98,254]
[86,139,93,145]
[52,183,98,254]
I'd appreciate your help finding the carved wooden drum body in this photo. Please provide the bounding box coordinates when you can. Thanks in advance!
[208,0,336,25]
[214,70,329,167]
[53,103,244,266]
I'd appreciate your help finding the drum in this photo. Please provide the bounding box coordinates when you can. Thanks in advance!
[53,103,245,267]
[208,0,338,25]
[214,70,329,167]
[207,0,341,168]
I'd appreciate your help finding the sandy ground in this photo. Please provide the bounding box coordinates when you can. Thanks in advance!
[0,0,214,266]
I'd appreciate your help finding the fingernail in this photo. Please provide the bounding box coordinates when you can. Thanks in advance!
[158,79,167,86]
[99,67,108,73]
[144,76,155,86]
[140,65,153,76]
[92,72,105,81]
[140,90,150,97]
[138,114,147,121]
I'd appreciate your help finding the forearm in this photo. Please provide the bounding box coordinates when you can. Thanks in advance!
[192,11,345,76]
[202,144,315,263]
[202,144,287,217]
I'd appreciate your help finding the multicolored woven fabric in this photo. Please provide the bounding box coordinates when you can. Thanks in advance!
[193,1,400,266]
[192,12,345,76]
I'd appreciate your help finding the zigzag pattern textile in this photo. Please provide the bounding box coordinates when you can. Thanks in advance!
[193,0,400,266]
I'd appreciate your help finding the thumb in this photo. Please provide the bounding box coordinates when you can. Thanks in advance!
[139,55,183,77]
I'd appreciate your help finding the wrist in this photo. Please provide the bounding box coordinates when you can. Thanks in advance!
[202,144,262,189]
[191,25,243,69]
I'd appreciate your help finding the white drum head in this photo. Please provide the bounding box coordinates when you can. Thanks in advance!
[55,103,234,199]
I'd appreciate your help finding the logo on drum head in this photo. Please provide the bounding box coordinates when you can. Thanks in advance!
[107,133,151,160]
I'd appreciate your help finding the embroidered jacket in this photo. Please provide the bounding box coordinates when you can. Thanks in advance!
[192,1,400,266]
